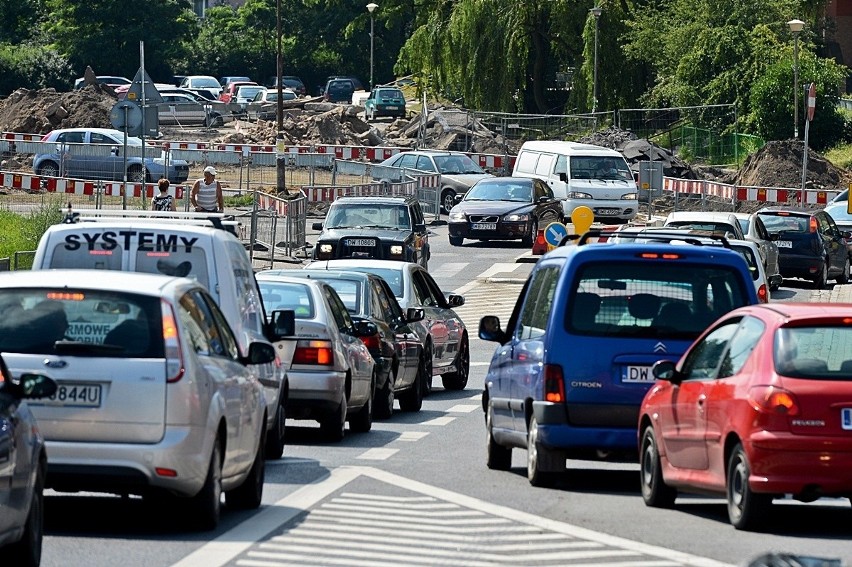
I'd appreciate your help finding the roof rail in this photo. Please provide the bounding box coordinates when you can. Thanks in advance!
[575,229,731,248]
[60,207,241,235]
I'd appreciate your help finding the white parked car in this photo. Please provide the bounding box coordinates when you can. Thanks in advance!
[0,270,280,530]
[178,75,222,99]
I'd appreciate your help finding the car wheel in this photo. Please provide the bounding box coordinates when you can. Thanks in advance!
[441,333,469,391]
[421,342,433,396]
[449,236,464,246]
[398,347,426,412]
[320,396,347,442]
[7,458,45,567]
[264,402,286,459]
[441,189,457,214]
[527,415,562,487]
[486,404,512,471]
[837,256,851,284]
[349,371,375,433]
[521,217,537,246]
[187,440,222,531]
[373,366,395,420]
[127,164,147,183]
[812,261,828,289]
[639,426,677,508]
[225,426,265,510]
[726,443,772,530]
[36,161,60,178]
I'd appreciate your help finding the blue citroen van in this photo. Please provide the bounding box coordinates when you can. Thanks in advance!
[479,231,760,486]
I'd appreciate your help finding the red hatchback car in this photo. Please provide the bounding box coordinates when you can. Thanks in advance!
[638,303,852,530]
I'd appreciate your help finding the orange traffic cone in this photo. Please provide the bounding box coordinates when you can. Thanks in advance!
[531,229,548,255]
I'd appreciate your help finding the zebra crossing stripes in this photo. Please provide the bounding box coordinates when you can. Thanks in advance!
[453,281,524,329]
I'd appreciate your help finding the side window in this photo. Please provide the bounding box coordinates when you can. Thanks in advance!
[178,292,217,356]
[398,153,418,169]
[199,292,240,359]
[324,286,354,333]
[516,267,560,341]
[378,280,404,321]
[416,156,436,172]
[227,241,264,335]
[681,319,741,379]
[534,153,555,177]
[412,203,424,226]
[90,133,115,145]
[822,213,839,236]
[754,217,770,241]
[411,272,436,307]
[719,316,764,378]
[421,271,449,308]
[554,154,568,176]
[515,151,538,174]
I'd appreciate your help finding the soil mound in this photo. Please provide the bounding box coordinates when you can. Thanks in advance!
[732,139,852,191]
[0,85,116,134]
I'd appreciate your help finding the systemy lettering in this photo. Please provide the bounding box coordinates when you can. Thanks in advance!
[64,231,199,252]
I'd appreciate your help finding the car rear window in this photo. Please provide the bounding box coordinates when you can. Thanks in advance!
[48,240,124,270]
[322,280,362,314]
[0,289,164,357]
[333,267,403,297]
[565,261,751,339]
[758,213,810,234]
[775,326,852,379]
[258,281,315,319]
[135,248,211,290]
[730,244,760,281]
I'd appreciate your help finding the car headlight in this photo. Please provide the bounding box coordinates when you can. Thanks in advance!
[449,211,466,221]
[567,191,593,199]
[319,244,333,253]
[621,193,638,200]
[390,245,403,256]
[503,213,529,222]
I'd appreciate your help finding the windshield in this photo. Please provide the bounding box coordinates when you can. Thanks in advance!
[377,89,403,99]
[465,180,532,202]
[191,77,219,88]
[258,281,315,319]
[569,156,632,181]
[325,203,411,230]
[775,327,852,379]
[433,155,486,175]
[238,87,265,98]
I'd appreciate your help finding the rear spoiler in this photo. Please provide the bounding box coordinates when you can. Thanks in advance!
[61,206,241,235]
[574,229,731,248]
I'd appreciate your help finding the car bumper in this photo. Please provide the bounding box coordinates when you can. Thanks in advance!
[532,400,638,451]
[44,424,209,496]
[777,253,824,280]
[448,220,531,240]
[285,369,347,417]
[562,199,636,222]
[371,105,406,117]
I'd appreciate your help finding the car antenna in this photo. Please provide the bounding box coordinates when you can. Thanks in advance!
[62,201,80,224]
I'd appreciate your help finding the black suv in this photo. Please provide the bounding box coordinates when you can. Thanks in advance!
[312,195,431,269]
[756,207,851,289]
[323,78,356,103]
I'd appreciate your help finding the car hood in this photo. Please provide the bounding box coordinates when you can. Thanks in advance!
[441,173,494,188]
[319,228,411,242]
[453,201,535,216]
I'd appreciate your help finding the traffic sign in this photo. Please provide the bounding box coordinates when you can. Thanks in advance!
[571,206,595,235]
[544,222,569,247]
[807,83,816,121]
[109,100,142,130]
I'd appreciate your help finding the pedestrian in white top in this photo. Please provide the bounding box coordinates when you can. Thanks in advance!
[190,166,224,213]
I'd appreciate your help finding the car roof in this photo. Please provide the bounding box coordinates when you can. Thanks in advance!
[519,140,623,156]
[47,127,126,136]
[550,237,748,264]
[307,259,419,271]
[331,195,417,205]
[666,211,738,222]
[42,219,236,238]
[264,269,375,283]
[757,207,820,216]
[0,269,190,296]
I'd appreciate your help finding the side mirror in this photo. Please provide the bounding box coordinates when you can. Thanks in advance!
[267,309,295,340]
[558,172,568,182]
[447,294,465,307]
[406,307,425,323]
[652,359,682,383]
[769,233,779,241]
[353,319,378,338]
[479,315,507,344]
[312,222,323,231]
[246,341,277,365]
[17,374,58,399]
[453,194,464,204]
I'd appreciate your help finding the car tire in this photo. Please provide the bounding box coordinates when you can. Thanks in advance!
[639,426,677,508]
[373,367,395,420]
[225,426,265,510]
[726,443,771,530]
[812,261,828,289]
[7,457,45,567]
[521,217,537,246]
[264,402,286,460]
[449,236,464,246]
[349,371,375,433]
[127,164,148,183]
[837,256,851,284]
[320,397,347,442]
[398,348,426,412]
[527,415,563,487]
[36,161,60,178]
[441,189,457,214]
[420,342,433,397]
[187,440,222,531]
[441,333,469,391]
[486,405,512,471]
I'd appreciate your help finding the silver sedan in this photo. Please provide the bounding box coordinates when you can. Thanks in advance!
[734,212,783,290]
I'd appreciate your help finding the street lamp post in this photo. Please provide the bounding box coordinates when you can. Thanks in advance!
[590,6,602,113]
[788,19,805,139]
[367,3,378,90]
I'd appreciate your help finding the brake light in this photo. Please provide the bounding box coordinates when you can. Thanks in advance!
[543,364,565,403]
[293,340,334,365]
[638,252,683,260]
[359,333,380,351]
[757,283,768,303]
[809,217,818,233]
[161,301,185,383]
[749,385,800,416]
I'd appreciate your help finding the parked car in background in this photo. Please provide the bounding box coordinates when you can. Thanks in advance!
[311,194,430,269]
[247,88,297,120]
[267,75,307,97]
[0,270,280,531]
[375,150,494,213]
[756,207,851,288]
[219,75,252,87]
[178,75,222,99]
[364,87,407,120]
[823,201,852,258]
[157,92,226,127]
[233,84,267,115]
[74,75,131,90]
[0,354,56,566]
[34,128,190,183]
[478,230,760,486]
[639,303,852,530]
[323,78,356,103]
[830,188,848,202]
[664,211,745,240]
[265,269,426,417]
[305,259,470,401]
[447,176,563,246]
[256,274,377,441]
[219,80,258,104]
[114,82,174,100]
[733,212,782,290]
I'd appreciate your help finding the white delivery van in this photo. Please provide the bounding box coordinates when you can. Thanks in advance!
[511,141,637,222]
[31,209,290,459]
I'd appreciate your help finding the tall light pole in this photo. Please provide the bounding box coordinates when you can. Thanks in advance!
[367,3,378,90]
[591,6,602,113]
[788,19,805,139]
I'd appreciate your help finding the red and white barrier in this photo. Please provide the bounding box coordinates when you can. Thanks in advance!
[0,171,184,199]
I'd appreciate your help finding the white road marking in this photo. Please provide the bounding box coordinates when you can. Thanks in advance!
[420,416,455,426]
[478,262,521,279]
[356,448,398,460]
[428,262,468,279]
[396,431,429,441]
[471,361,491,367]
[447,404,479,413]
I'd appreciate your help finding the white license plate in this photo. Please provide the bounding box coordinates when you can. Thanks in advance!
[40,383,102,408]
[385,106,398,110]
[777,240,792,248]
[471,222,497,230]
[622,366,653,383]
[346,239,375,247]
[597,208,620,215]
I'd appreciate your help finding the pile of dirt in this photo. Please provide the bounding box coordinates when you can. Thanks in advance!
[577,126,699,179]
[730,139,852,191]
[0,85,117,134]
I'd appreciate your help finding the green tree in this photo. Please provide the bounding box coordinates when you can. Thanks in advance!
[0,0,45,44]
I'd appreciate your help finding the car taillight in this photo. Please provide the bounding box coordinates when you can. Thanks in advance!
[293,340,334,365]
[748,385,799,429]
[543,364,565,403]
[161,301,185,383]
[360,333,380,351]
[809,217,818,233]
[757,283,768,303]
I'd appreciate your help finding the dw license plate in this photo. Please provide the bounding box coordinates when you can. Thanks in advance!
[597,208,620,216]
[622,366,653,383]
[777,240,792,248]
[346,239,375,247]
[471,222,497,231]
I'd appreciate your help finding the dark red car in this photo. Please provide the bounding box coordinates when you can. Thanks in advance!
[638,303,852,530]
